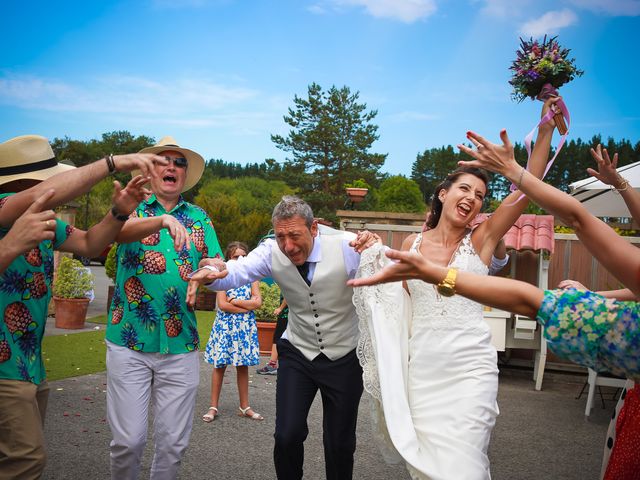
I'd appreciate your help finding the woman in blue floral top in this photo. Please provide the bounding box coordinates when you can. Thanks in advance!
[203,241,263,422]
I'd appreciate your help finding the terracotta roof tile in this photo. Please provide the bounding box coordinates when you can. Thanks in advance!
[471,214,555,253]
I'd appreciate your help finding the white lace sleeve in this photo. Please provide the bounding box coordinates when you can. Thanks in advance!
[354,244,386,401]
[353,243,410,466]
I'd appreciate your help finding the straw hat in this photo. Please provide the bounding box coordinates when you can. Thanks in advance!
[137,136,205,192]
[0,135,75,186]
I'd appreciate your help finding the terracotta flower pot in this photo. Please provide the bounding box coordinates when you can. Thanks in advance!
[346,187,368,204]
[54,297,90,329]
[195,290,216,311]
[256,321,276,354]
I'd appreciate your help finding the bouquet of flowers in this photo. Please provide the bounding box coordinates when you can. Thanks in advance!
[509,36,583,133]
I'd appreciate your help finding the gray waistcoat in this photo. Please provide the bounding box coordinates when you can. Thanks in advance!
[272,233,358,361]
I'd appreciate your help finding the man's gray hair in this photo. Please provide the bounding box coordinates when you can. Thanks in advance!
[272,195,314,228]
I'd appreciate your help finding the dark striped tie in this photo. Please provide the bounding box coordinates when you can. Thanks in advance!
[297,261,311,286]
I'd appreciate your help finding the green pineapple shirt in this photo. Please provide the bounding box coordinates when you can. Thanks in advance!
[106,194,222,354]
[0,193,72,385]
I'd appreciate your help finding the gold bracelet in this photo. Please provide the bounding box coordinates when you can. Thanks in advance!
[612,178,630,193]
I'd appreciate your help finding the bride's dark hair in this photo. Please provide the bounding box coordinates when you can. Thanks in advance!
[425,167,489,230]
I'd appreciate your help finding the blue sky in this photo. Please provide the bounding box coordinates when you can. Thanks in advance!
[2,0,639,175]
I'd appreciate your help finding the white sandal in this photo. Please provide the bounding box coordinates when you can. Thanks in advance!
[238,405,264,421]
[202,406,219,423]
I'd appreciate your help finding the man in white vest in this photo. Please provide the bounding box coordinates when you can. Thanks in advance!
[187,195,378,480]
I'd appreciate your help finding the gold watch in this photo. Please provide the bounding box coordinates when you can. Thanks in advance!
[436,268,458,297]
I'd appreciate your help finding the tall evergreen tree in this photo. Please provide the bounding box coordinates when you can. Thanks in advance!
[271,83,386,220]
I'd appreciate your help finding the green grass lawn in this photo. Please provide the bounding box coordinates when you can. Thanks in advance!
[42,312,215,381]
[88,314,108,324]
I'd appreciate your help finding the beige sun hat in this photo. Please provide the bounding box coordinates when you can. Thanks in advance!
[137,136,205,192]
[0,135,75,187]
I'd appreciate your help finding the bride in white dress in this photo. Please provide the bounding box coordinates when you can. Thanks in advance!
[354,103,559,479]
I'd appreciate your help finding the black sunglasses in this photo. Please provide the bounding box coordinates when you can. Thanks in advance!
[163,156,188,169]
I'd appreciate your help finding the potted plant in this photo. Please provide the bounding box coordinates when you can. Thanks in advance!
[53,256,95,329]
[195,284,217,311]
[105,243,117,313]
[345,179,369,204]
[254,281,281,354]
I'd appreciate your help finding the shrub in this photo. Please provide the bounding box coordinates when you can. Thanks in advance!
[254,282,281,322]
[53,257,94,299]
[345,178,370,189]
[375,175,426,213]
[105,243,118,282]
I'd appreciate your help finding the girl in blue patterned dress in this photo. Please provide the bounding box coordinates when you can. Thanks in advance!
[203,242,263,422]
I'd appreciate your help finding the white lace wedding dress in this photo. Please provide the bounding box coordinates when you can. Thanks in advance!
[354,233,499,480]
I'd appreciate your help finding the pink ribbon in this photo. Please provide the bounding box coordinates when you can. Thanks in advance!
[509,83,570,194]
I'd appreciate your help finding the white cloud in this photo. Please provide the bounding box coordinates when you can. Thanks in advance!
[569,0,640,16]
[314,0,437,23]
[0,73,278,134]
[519,9,578,36]
[0,74,257,114]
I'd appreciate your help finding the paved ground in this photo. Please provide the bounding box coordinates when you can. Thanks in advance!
[41,362,616,479]
[41,264,618,479]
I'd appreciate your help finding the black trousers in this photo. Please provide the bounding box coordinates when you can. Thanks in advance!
[272,314,288,343]
[274,339,364,480]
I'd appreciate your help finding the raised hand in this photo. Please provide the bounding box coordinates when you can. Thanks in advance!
[161,214,190,251]
[112,153,168,178]
[539,96,562,134]
[5,189,58,253]
[458,130,521,181]
[588,144,625,188]
[185,266,228,309]
[111,175,151,216]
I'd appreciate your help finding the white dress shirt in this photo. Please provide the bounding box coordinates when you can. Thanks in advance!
[206,226,359,292]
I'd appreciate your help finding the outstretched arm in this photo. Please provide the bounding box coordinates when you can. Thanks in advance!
[348,248,544,317]
[186,265,229,310]
[458,130,640,297]
[473,97,559,260]
[557,279,638,302]
[58,176,149,258]
[117,214,190,251]
[0,153,167,228]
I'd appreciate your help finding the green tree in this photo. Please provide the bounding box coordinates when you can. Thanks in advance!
[194,177,294,249]
[52,131,155,168]
[51,131,155,229]
[375,176,426,213]
[271,83,387,220]
[411,145,460,204]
